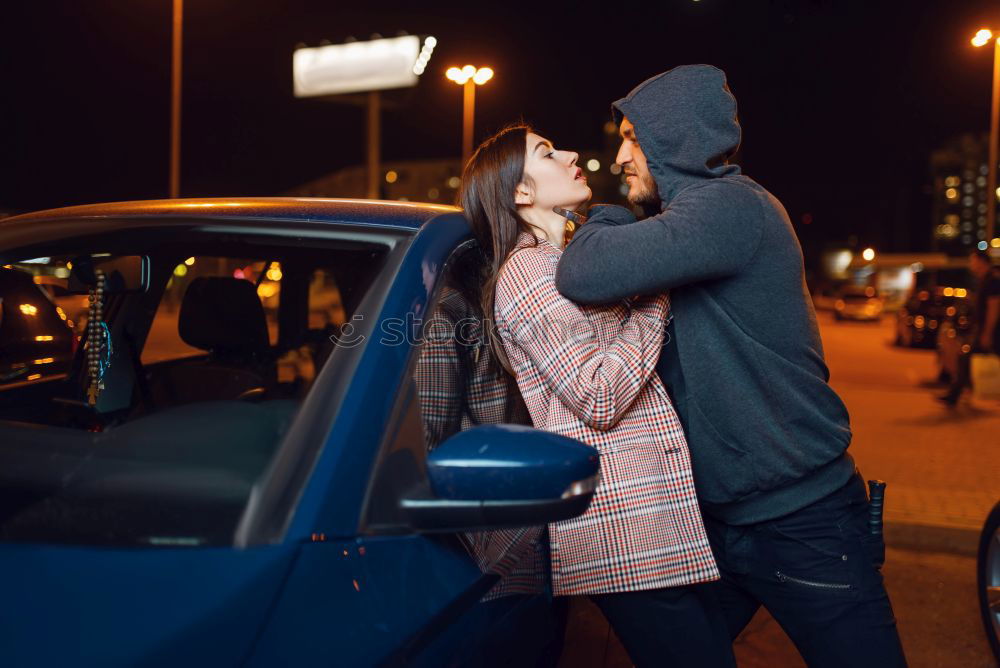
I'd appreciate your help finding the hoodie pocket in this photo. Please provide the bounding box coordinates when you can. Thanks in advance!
[687,399,758,503]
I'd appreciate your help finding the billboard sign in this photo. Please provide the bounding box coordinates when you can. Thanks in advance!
[293,35,435,97]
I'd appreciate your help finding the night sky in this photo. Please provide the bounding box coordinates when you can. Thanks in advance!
[3,0,999,261]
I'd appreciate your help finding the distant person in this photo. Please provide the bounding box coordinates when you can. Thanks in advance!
[458,123,735,667]
[938,249,1000,406]
[555,65,906,666]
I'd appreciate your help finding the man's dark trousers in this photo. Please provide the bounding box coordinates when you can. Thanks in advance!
[705,473,907,667]
[590,583,736,667]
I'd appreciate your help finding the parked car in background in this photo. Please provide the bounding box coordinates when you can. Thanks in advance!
[0,198,600,667]
[895,287,972,349]
[0,267,76,384]
[811,281,848,312]
[833,285,884,322]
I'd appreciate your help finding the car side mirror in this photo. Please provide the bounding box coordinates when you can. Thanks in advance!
[401,424,599,533]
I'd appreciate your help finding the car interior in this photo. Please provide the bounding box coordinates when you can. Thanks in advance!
[0,225,393,546]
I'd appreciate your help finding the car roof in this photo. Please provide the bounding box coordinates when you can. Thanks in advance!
[0,197,461,232]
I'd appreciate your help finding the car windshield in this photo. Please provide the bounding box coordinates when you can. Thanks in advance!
[0,224,396,547]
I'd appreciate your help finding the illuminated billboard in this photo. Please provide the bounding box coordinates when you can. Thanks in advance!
[293,35,436,97]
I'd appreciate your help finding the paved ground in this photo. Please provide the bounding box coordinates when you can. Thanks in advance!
[561,546,992,667]
[559,312,999,667]
[822,313,1000,538]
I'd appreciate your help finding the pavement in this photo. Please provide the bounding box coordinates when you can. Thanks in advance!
[559,312,999,667]
[821,313,1000,551]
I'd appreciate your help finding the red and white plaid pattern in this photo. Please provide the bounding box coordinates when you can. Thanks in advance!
[415,287,545,599]
[494,233,718,596]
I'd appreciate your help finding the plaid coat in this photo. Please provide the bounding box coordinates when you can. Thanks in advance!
[494,233,718,596]
[415,284,546,600]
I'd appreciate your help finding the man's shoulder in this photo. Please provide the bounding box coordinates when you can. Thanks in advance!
[676,175,772,210]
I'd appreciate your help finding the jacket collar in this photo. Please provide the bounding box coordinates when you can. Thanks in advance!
[514,231,561,255]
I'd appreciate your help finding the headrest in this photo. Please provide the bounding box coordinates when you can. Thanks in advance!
[178,277,270,354]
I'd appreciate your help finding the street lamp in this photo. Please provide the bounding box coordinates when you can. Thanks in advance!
[972,28,1000,242]
[446,65,494,165]
[170,0,183,198]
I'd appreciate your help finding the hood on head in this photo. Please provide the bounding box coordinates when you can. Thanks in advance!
[612,64,741,205]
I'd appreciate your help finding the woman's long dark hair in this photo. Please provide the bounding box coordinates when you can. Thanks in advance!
[457,123,538,376]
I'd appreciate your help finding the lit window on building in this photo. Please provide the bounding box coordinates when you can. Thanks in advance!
[945,187,959,200]
[945,176,960,187]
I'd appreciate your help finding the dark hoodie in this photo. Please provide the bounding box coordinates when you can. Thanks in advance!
[555,65,855,525]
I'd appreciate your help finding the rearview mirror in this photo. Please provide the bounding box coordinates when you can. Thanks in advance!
[67,255,148,294]
[401,424,599,532]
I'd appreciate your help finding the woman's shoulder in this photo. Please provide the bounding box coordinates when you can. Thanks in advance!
[499,239,558,286]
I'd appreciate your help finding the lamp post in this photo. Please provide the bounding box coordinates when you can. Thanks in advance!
[972,28,1000,243]
[446,65,494,165]
[170,0,183,198]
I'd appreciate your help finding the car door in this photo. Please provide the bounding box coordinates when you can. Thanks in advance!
[0,219,403,668]
[245,223,557,667]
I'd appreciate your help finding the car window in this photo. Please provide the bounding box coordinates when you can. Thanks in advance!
[0,267,77,387]
[0,226,394,547]
[142,258,280,365]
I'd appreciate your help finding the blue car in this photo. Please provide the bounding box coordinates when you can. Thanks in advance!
[0,199,599,667]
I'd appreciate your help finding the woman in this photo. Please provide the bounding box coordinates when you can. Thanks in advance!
[459,124,735,667]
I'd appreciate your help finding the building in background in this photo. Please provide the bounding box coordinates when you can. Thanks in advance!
[930,133,1000,255]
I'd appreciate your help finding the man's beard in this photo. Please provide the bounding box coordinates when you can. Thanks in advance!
[626,173,661,209]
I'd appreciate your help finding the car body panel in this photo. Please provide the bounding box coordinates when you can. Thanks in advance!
[0,543,297,667]
[249,535,551,667]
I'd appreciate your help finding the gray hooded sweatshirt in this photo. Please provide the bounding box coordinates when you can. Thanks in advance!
[555,65,855,525]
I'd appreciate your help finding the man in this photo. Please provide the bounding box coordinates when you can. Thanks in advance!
[938,248,1000,405]
[556,65,906,666]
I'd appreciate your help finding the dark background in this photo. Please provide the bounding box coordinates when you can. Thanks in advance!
[2,0,999,261]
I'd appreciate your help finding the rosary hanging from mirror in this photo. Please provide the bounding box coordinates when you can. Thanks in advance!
[85,270,112,407]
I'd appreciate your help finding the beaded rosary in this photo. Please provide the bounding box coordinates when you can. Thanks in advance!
[85,270,112,406]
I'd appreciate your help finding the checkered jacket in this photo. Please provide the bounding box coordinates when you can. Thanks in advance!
[415,285,545,600]
[494,233,719,596]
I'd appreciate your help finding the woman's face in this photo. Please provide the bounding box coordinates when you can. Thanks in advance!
[519,132,591,212]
